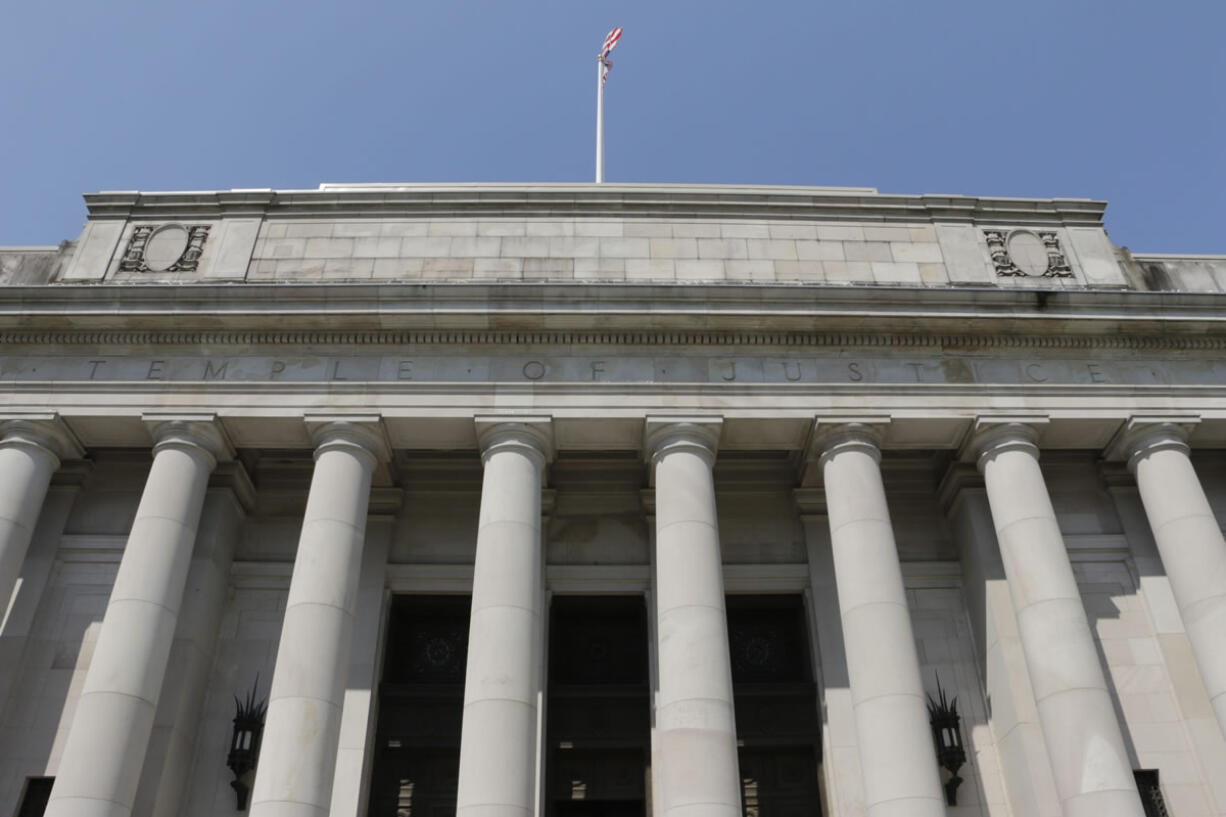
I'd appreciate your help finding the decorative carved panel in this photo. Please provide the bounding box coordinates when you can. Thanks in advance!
[984,229,1073,278]
[382,596,470,685]
[118,224,209,272]
[549,596,648,686]
[727,596,810,684]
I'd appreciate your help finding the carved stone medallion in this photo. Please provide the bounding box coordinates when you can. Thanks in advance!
[118,224,209,272]
[985,229,1073,278]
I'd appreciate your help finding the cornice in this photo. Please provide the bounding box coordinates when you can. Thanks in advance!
[3,282,1226,339]
[82,183,1108,227]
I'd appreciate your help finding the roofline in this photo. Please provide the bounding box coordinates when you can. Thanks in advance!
[1131,253,1226,262]
[0,281,1215,337]
[81,183,1108,227]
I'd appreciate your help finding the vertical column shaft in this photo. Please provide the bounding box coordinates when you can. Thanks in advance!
[0,419,80,624]
[818,425,944,817]
[456,420,550,817]
[141,465,252,817]
[1124,423,1226,737]
[973,422,1144,817]
[46,420,226,817]
[647,420,741,817]
[250,422,386,817]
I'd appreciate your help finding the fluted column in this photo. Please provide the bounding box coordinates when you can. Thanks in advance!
[1117,420,1226,737]
[0,416,82,622]
[971,421,1144,817]
[817,423,944,817]
[456,417,551,817]
[46,418,230,817]
[646,418,741,817]
[250,421,389,817]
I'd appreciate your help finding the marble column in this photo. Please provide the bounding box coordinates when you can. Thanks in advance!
[817,424,944,817]
[1118,420,1226,738]
[646,418,742,817]
[0,417,82,624]
[0,463,89,717]
[456,418,551,817]
[971,421,1144,817]
[250,421,388,817]
[46,418,230,817]
[140,463,254,817]
[939,465,1062,817]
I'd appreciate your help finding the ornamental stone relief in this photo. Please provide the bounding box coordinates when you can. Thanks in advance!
[118,224,209,272]
[985,229,1073,278]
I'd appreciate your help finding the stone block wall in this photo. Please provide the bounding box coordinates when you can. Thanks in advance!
[237,217,1117,289]
[1078,559,1226,816]
[40,210,1132,290]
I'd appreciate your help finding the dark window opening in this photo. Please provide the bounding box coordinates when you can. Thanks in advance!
[367,595,470,817]
[727,595,823,817]
[547,596,650,817]
[16,777,53,817]
[1134,770,1170,817]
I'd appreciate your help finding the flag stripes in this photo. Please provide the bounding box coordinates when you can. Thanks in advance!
[601,27,622,58]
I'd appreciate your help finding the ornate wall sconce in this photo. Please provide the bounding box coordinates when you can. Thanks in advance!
[927,675,967,806]
[227,678,267,810]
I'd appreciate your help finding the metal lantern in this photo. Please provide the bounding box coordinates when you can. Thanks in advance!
[227,678,267,810]
[927,675,967,806]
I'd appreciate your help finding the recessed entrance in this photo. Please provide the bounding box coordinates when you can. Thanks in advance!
[728,595,823,817]
[367,595,470,817]
[547,596,650,817]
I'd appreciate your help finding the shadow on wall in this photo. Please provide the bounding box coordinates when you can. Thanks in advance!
[1077,577,1141,769]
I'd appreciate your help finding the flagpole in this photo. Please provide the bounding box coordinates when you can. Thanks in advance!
[595,54,605,183]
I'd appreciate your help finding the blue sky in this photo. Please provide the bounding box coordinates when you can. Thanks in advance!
[2,0,1222,252]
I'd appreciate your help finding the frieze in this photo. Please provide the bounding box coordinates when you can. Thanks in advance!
[0,352,1221,387]
[0,329,1221,352]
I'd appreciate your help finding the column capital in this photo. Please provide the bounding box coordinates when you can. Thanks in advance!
[1105,415,1199,471]
[963,416,1048,472]
[643,416,722,468]
[475,415,553,468]
[306,416,392,469]
[0,413,84,465]
[810,420,889,468]
[144,414,234,467]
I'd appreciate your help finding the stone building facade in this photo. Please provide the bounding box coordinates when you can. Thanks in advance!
[1,183,1226,817]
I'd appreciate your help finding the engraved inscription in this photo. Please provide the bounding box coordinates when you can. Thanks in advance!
[0,353,1202,387]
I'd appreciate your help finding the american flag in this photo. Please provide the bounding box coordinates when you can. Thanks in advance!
[601,27,622,85]
[601,27,622,59]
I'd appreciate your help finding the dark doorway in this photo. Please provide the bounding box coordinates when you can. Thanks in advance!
[555,800,646,817]
[727,595,823,817]
[547,596,650,817]
[16,778,53,817]
[367,595,470,817]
